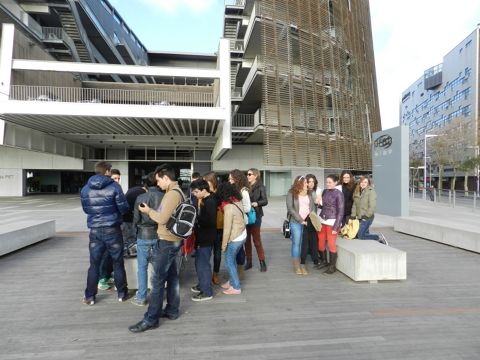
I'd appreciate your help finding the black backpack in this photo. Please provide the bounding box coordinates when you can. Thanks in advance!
[166,188,197,239]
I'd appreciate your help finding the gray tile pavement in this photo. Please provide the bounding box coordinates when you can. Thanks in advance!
[0,195,479,359]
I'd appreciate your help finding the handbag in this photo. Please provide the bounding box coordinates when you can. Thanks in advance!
[282,219,291,238]
[247,207,257,225]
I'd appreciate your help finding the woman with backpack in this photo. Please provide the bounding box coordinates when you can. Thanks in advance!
[228,169,252,278]
[245,168,268,272]
[217,182,246,295]
[286,175,316,275]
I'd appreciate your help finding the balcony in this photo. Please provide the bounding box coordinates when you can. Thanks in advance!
[230,39,244,52]
[9,85,215,107]
[225,0,246,7]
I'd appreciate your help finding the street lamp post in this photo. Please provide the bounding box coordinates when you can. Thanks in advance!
[424,134,438,200]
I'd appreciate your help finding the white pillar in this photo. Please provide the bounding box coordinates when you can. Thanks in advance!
[0,24,15,145]
[212,38,231,160]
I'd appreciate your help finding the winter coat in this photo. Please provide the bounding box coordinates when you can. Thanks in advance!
[123,186,147,223]
[286,190,316,224]
[249,181,268,218]
[319,189,344,232]
[133,187,164,240]
[80,175,129,228]
[222,200,246,251]
[351,186,377,220]
[195,194,217,248]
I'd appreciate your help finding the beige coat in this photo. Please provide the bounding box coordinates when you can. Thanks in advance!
[148,181,183,242]
[222,201,246,252]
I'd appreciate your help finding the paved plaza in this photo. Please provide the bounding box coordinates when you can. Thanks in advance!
[0,196,479,359]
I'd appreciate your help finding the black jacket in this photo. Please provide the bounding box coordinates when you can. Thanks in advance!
[195,194,217,247]
[123,186,146,223]
[249,181,268,218]
[341,184,354,217]
[133,187,164,240]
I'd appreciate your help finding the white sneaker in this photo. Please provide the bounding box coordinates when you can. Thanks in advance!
[378,233,389,246]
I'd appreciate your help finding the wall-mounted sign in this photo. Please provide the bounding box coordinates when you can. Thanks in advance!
[374,134,393,149]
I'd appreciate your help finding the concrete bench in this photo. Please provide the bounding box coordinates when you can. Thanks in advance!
[394,217,480,253]
[336,238,407,283]
[124,257,154,290]
[0,220,56,256]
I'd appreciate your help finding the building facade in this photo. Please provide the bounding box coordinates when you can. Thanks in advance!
[0,0,380,197]
[400,26,479,189]
[219,0,381,194]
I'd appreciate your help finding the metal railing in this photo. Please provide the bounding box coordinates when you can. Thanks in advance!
[42,27,65,41]
[233,113,255,127]
[225,0,246,6]
[230,39,244,52]
[410,188,479,210]
[10,85,215,107]
[232,87,243,99]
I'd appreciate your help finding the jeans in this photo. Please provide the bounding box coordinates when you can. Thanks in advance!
[99,250,113,280]
[224,239,246,290]
[245,217,265,262]
[143,239,182,326]
[357,217,379,241]
[289,221,303,258]
[85,226,127,300]
[213,230,222,273]
[195,246,213,297]
[136,238,157,301]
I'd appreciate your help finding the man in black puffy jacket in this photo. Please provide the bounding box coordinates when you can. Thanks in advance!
[80,161,130,305]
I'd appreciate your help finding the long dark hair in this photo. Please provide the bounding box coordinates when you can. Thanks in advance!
[216,182,242,202]
[305,174,318,192]
[229,169,249,192]
[340,170,355,191]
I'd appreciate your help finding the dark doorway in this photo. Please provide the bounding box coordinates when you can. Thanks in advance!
[128,162,192,192]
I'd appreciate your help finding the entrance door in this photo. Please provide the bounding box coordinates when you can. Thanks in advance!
[128,162,192,191]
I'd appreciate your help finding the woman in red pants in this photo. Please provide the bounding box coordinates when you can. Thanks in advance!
[318,174,344,274]
[245,168,268,272]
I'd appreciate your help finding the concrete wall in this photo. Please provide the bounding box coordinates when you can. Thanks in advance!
[212,145,264,172]
[0,145,85,196]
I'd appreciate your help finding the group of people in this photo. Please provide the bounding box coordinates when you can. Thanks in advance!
[80,161,268,333]
[286,171,387,276]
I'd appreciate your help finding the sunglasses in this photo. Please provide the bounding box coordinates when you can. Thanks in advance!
[247,173,254,176]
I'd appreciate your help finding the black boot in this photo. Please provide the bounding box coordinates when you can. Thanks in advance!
[324,252,337,274]
[316,251,328,269]
[244,261,253,271]
[259,260,267,272]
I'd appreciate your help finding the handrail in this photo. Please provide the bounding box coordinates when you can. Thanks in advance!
[10,85,215,107]
[233,113,254,127]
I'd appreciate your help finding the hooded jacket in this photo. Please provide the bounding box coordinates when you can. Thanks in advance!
[80,175,129,228]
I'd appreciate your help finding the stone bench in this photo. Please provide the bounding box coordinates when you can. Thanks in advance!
[124,257,154,290]
[0,220,56,256]
[336,238,407,283]
[394,216,480,253]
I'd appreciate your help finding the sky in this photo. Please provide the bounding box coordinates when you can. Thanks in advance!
[109,0,480,130]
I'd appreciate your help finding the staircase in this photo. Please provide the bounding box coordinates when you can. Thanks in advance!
[56,7,92,62]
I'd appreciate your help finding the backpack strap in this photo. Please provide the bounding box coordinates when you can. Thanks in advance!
[171,188,186,202]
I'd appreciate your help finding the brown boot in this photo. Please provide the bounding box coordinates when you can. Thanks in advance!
[212,272,220,285]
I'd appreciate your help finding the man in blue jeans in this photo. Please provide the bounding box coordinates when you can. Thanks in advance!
[131,172,164,306]
[129,164,184,333]
[189,179,216,302]
[80,161,130,305]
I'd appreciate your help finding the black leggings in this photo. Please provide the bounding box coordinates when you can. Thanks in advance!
[301,221,319,265]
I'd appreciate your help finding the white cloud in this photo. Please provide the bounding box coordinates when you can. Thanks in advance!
[140,0,216,13]
[370,0,480,130]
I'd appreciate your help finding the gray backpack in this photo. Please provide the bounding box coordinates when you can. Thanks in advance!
[166,188,197,239]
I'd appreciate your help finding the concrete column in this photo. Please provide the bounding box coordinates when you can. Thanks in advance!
[0,24,15,145]
[212,38,231,160]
